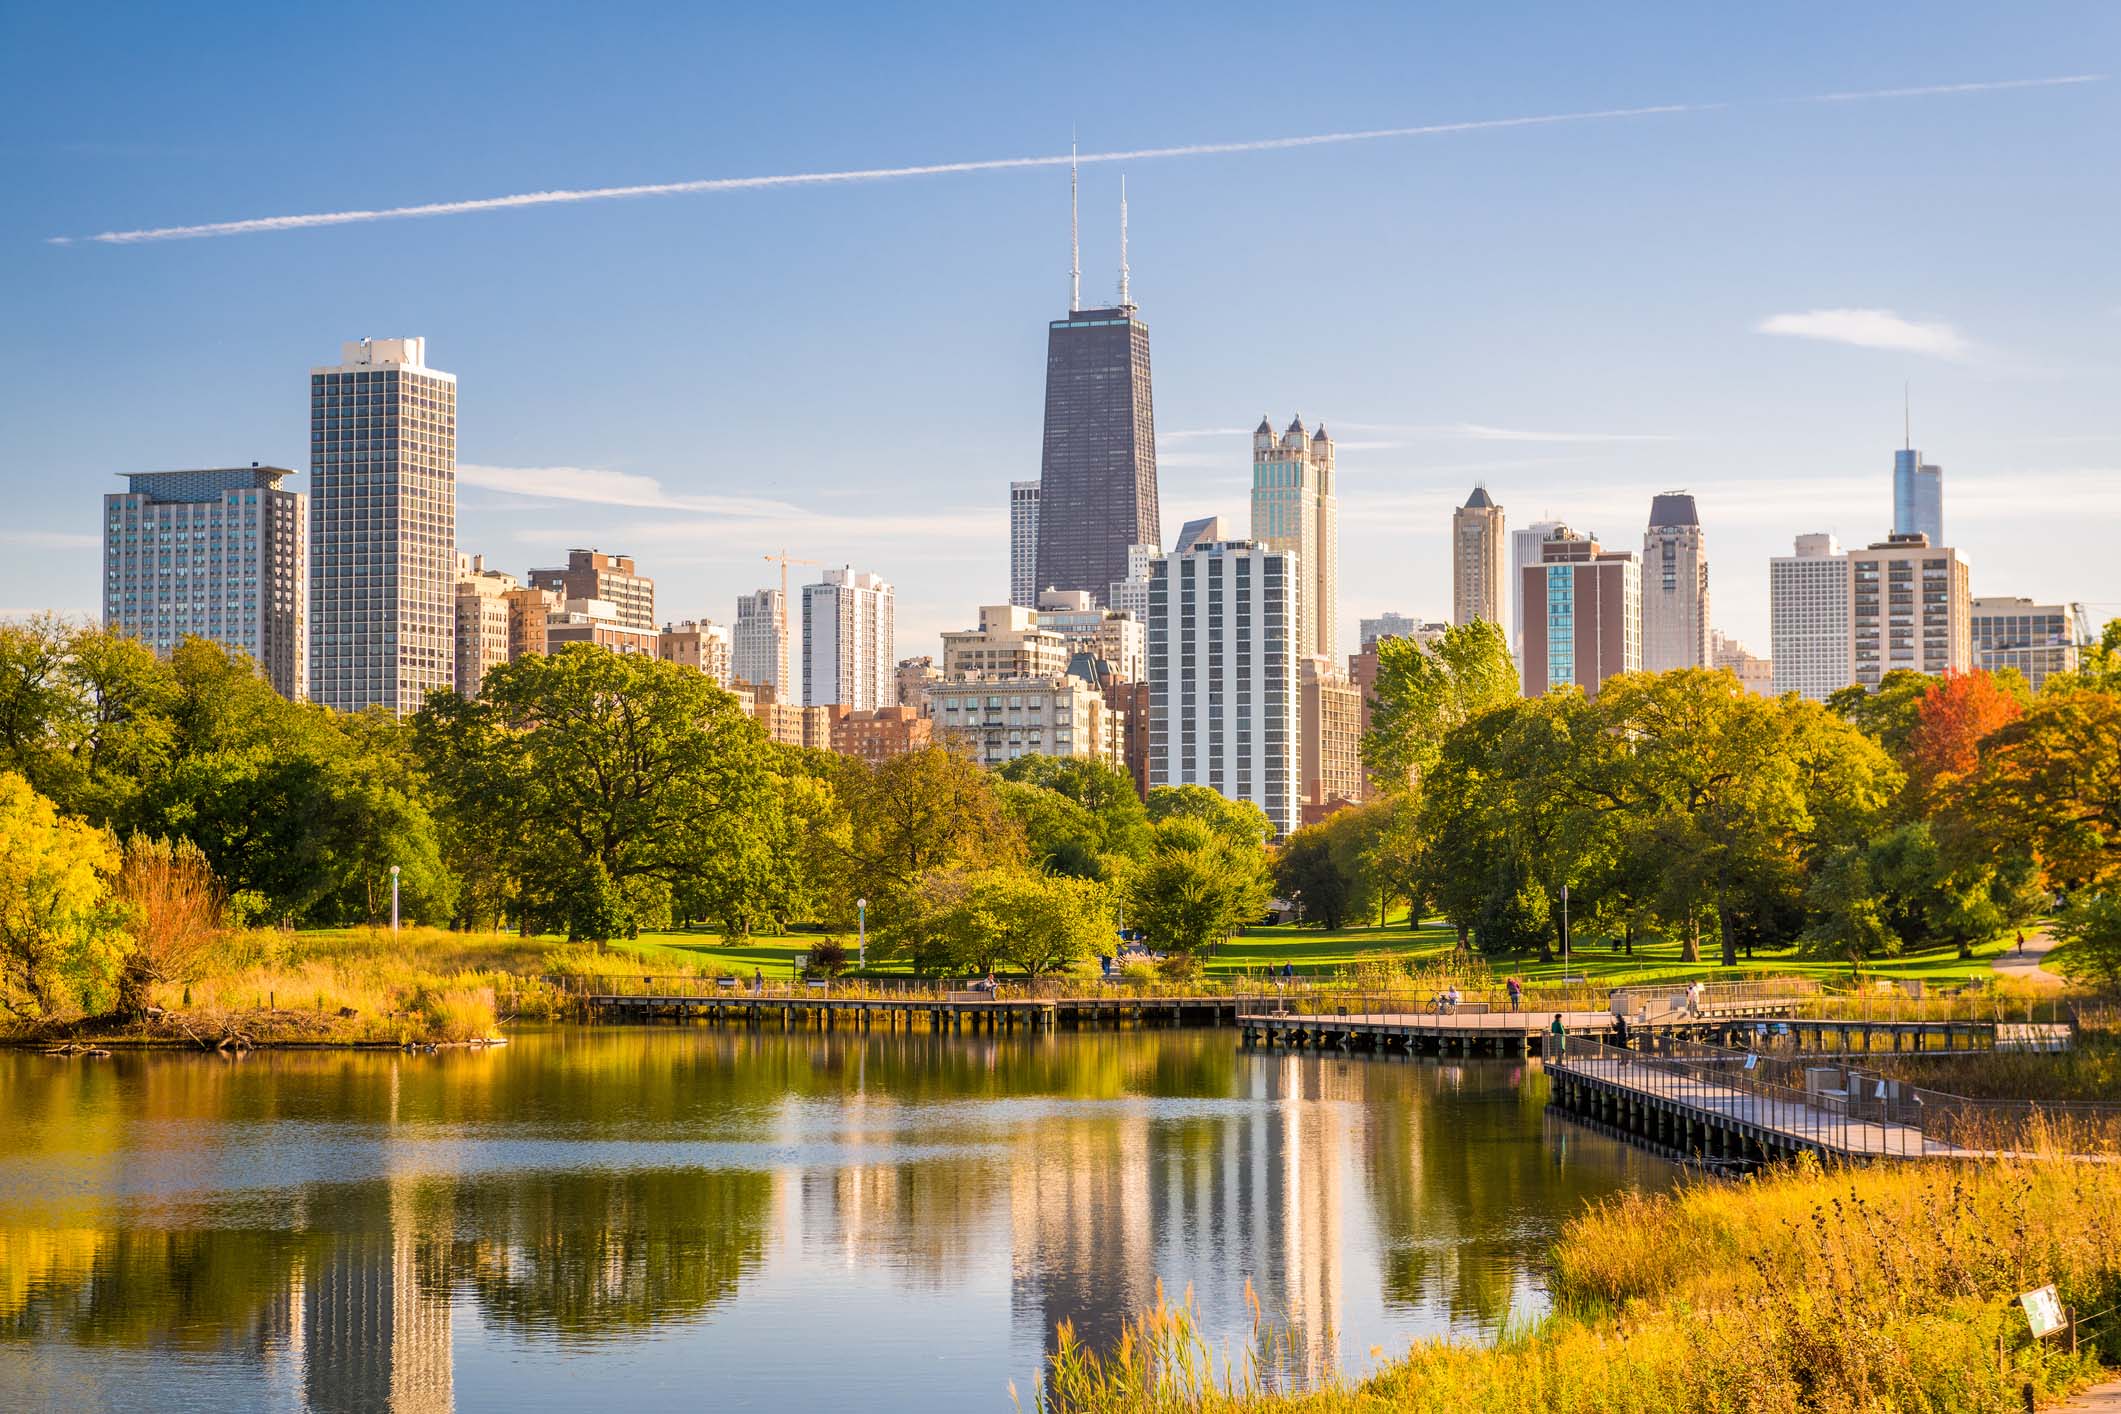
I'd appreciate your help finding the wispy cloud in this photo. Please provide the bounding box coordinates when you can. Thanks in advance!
[1337,422,1674,443]
[459,463,801,517]
[51,75,2101,246]
[1757,308,1971,358]
[0,530,100,549]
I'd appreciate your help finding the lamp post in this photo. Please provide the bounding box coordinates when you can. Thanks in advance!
[857,898,868,971]
[390,865,401,940]
[1560,884,1570,984]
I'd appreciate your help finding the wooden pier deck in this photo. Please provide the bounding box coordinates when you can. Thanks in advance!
[578,990,1247,1032]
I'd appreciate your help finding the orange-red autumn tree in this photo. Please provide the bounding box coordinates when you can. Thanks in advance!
[1904,670,2024,800]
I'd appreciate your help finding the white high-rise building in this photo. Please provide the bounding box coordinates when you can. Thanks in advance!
[309,337,456,714]
[732,588,786,694]
[1010,480,1041,609]
[1770,533,1849,701]
[1641,491,1710,672]
[1107,542,1160,621]
[803,566,894,710]
[1510,518,1564,663]
[1452,486,1505,630]
[1249,416,1338,660]
[1148,537,1300,837]
[103,466,306,699]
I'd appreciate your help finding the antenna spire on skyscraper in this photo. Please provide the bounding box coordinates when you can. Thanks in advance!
[1904,381,1911,450]
[1069,131,1080,312]
[1118,176,1131,308]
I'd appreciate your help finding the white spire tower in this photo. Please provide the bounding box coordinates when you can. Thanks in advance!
[1069,136,1080,312]
[1117,176,1131,308]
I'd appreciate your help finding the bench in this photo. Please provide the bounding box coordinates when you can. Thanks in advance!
[945,990,992,1003]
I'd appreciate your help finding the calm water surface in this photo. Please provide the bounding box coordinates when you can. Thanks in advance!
[0,1025,1669,1411]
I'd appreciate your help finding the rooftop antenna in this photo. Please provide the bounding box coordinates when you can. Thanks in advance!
[1069,131,1080,312]
[1904,381,1911,450]
[1118,175,1131,308]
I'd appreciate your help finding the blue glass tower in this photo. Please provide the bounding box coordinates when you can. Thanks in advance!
[1892,448,1943,546]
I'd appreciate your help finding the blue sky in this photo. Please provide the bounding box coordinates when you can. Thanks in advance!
[5,1,2118,670]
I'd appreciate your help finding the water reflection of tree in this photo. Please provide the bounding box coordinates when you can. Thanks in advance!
[441,1165,773,1341]
[1,1226,318,1351]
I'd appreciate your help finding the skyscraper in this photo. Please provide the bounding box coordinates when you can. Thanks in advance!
[1033,176,1158,602]
[1452,486,1505,629]
[309,337,456,715]
[1517,527,1640,698]
[1510,518,1564,663]
[1148,535,1299,836]
[103,465,306,699]
[802,566,894,710]
[1849,533,1969,688]
[732,588,787,694]
[1640,491,1710,672]
[1010,480,1041,608]
[527,549,654,630]
[1248,415,1338,661]
[1892,447,1943,547]
[1770,533,1850,702]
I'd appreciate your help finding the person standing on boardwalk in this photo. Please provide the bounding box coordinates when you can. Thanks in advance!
[753,968,763,995]
[1550,1014,1566,1057]
[1506,976,1522,1011]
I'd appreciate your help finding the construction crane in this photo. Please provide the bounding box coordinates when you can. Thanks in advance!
[762,548,819,699]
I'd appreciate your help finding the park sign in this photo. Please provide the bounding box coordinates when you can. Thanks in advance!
[2020,1284,2065,1339]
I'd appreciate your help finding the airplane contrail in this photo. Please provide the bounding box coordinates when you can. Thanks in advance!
[50,74,2103,246]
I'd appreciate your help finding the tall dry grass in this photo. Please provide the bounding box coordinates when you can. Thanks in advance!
[1030,1152,2121,1413]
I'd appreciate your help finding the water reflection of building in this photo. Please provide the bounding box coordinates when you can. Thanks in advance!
[1008,1107,1156,1353]
[299,1181,452,1414]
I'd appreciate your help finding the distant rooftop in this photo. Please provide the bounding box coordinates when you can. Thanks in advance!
[117,466,294,503]
[1647,491,1700,528]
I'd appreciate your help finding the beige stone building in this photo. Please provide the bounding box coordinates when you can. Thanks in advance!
[1299,656,1363,812]
[941,604,1074,679]
[928,673,1125,770]
[453,554,518,697]
[895,656,942,712]
[1642,492,1711,672]
[545,597,659,657]
[1971,596,2083,690]
[831,705,933,764]
[1848,533,1970,689]
[659,619,732,683]
[1250,415,1338,660]
[1452,485,1505,629]
[528,549,655,631]
[1034,590,1147,683]
[1709,629,1772,695]
[504,585,562,662]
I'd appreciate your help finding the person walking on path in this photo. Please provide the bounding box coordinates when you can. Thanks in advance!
[752,968,763,995]
[1549,1013,1566,1058]
[2016,929,2026,956]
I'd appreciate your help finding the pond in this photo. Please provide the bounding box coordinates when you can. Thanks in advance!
[0,1025,1670,1411]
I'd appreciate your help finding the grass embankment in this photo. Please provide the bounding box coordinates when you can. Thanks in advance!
[1036,1153,2121,1414]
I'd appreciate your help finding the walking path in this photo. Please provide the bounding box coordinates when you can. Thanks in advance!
[1993,928,2068,990]
[2058,1377,2121,1410]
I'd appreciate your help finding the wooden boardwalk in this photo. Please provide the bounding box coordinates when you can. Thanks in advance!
[1241,1008,1617,1057]
[579,991,1247,1032]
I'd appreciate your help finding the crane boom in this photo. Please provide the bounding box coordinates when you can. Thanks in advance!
[762,548,820,699]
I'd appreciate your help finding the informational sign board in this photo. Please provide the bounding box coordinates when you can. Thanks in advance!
[2021,1285,2066,1339]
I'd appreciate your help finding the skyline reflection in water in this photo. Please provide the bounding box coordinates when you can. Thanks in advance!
[0,1025,1670,1411]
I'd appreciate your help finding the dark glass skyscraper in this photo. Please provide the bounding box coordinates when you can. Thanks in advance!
[1033,302,1159,602]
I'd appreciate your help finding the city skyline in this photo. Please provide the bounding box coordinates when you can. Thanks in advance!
[6,5,2120,663]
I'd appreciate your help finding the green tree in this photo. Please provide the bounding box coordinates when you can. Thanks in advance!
[1362,618,1516,796]
[0,771,128,1020]
[1144,783,1273,846]
[989,871,1114,976]
[1273,823,1353,929]
[996,754,1150,861]
[1122,816,1272,962]
[2054,891,2121,991]
[996,779,1107,879]
[829,744,1025,936]
[1826,669,1935,762]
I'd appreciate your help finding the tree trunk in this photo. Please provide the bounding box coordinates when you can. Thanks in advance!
[1624,921,1635,956]
[1682,914,1701,964]
[1718,905,1738,968]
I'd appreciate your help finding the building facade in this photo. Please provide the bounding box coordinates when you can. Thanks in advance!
[929,673,1123,771]
[1710,629,1773,695]
[941,604,1075,680]
[1769,533,1849,701]
[504,585,561,662]
[1452,486,1505,630]
[308,337,456,715]
[802,566,894,709]
[1106,541,1160,620]
[1035,589,1146,683]
[1148,539,1300,837]
[830,705,933,764]
[732,588,787,697]
[895,656,942,712]
[528,549,653,631]
[1518,528,1641,699]
[1010,479,1041,608]
[1971,597,2083,691]
[1892,447,1944,548]
[1510,518,1564,665]
[1641,491,1710,672]
[1033,297,1159,602]
[453,554,517,697]
[1249,416,1338,661]
[103,466,306,699]
[545,598,660,657]
[1299,656,1363,812]
[1848,533,1971,688]
[659,619,731,683]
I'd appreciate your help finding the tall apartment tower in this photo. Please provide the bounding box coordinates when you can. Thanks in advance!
[732,588,787,695]
[103,466,306,699]
[1248,415,1338,661]
[1452,486,1505,629]
[1641,491,1710,672]
[1769,533,1850,701]
[528,549,653,630]
[309,337,456,715]
[1517,527,1641,699]
[1510,518,1563,664]
[1849,533,1970,689]
[453,553,518,697]
[1892,447,1943,548]
[1033,179,1159,602]
[1010,480,1041,608]
[1147,537,1300,837]
[802,566,895,710]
